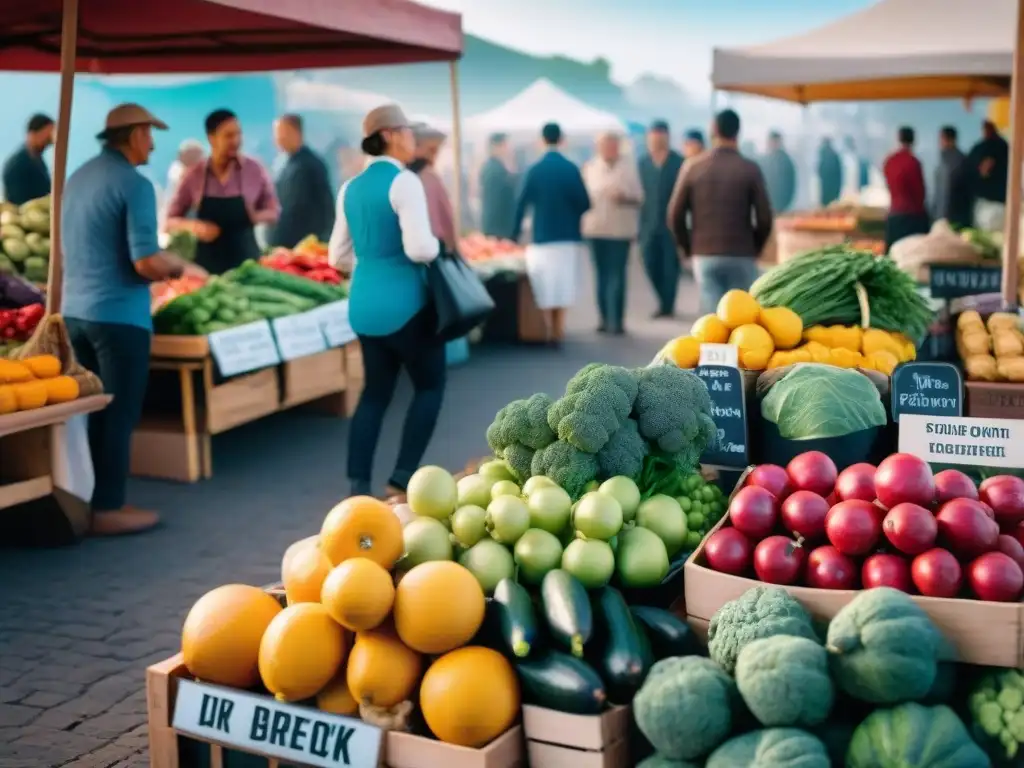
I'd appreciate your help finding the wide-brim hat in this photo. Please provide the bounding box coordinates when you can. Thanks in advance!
[362,104,411,138]
[96,103,168,140]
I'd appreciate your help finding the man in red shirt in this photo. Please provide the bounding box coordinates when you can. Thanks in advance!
[882,126,930,250]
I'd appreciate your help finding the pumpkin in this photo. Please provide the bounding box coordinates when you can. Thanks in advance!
[11,380,47,410]
[847,703,989,768]
[735,635,834,728]
[316,673,358,716]
[346,624,422,708]
[0,385,16,415]
[759,307,803,350]
[0,359,33,384]
[419,646,519,747]
[258,603,347,701]
[42,375,79,404]
[22,354,61,379]
[181,584,282,689]
[690,314,730,344]
[393,561,485,654]
[633,656,736,761]
[321,557,395,631]
[706,728,830,768]
[717,289,760,329]
[320,495,403,569]
[281,538,331,605]
[728,324,774,370]
[826,587,939,704]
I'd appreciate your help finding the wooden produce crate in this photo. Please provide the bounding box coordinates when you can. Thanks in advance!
[522,705,629,768]
[965,380,1024,419]
[386,728,524,768]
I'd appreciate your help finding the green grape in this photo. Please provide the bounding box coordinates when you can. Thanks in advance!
[676,496,692,512]
[688,511,705,529]
[701,486,716,502]
[685,530,703,549]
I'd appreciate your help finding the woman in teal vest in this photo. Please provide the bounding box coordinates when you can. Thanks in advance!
[328,105,443,497]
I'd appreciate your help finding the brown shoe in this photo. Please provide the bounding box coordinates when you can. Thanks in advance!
[90,507,161,536]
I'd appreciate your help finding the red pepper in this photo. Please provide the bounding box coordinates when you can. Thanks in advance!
[2,326,17,339]
[15,303,44,333]
[0,309,15,330]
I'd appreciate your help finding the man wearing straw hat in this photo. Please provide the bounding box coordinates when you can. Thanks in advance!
[63,103,205,536]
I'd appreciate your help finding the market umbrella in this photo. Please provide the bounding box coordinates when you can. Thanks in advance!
[0,0,463,308]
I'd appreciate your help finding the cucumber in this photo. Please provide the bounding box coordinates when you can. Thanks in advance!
[630,606,698,660]
[492,579,538,658]
[589,586,649,704]
[540,569,592,658]
[516,650,607,715]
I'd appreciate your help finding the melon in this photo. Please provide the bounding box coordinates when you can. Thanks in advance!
[258,603,348,701]
[393,561,485,654]
[346,626,423,708]
[420,646,520,747]
[316,673,358,716]
[182,584,282,689]
[282,539,332,605]
[320,496,404,569]
[321,558,395,632]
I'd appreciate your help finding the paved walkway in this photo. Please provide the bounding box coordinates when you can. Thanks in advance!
[0,261,699,767]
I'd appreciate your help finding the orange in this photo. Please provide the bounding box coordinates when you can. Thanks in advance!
[281,538,332,605]
[690,314,730,344]
[660,336,700,369]
[728,324,774,370]
[321,558,396,631]
[316,673,358,715]
[716,290,760,329]
[259,603,348,701]
[320,496,404,569]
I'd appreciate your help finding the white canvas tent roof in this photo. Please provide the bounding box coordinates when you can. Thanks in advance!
[281,78,450,130]
[465,78,626,135]
[712,0,1015,102]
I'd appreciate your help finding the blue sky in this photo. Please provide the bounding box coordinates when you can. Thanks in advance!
[422,0,873,91]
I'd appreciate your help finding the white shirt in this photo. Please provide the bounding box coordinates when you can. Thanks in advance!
[328,156,439,271]
[581,157,644,240]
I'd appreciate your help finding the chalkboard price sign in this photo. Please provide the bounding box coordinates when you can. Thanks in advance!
[891,361,963,422]
[697,364,748,468]
[929,264,1001,299]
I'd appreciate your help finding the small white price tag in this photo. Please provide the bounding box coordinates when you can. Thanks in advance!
[698,343,739,368]
[172,679,382,768]
[314,300,357,347]
[272,311,328,361]
[899,414,1024,469]
[207,320,281,377]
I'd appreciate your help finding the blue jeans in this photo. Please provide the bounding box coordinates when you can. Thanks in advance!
[641,231,680,315]
[692,256,761,316]
[589,238,630,332]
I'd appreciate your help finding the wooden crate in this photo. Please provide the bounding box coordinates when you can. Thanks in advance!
[281,348,347,409]
[522,705,629,768]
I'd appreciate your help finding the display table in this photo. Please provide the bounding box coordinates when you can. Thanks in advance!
[776,211,886,262]
[131,336,364,483]
[0,395,112,543]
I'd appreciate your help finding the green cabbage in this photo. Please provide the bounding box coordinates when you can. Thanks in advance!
[761,364,886,440]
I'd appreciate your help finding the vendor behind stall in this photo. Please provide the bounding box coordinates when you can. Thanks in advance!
[63,104,206,536]
[268,113,335,248]
[165,109,279,273]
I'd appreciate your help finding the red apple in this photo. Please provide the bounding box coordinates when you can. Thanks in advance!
[805,545,858,590]
[967,552,1024,602]
[862,553,912,592]
[704,528,753,575]
[780,491,829,542]
[874,453,935,509]
[753,536,805,585]
[729,486,778,540]
[911,548,962,598]
[825,499,882,556]
[935,498,1000,559]
[934,469,978,503]
[980,476,1024,526]
[746,464,791,501]
[786,451,838,498]
[997,534,1024,571]
[882,503,938,556]
[835,463,877,502]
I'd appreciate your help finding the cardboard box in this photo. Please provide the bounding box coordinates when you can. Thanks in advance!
[206,368,280,434]
[522,705,629,768]
[386,725,524,768]
[965,381,1024,419]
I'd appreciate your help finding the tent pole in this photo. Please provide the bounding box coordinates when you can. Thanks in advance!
[45,0,80,313]
[449,60,464,239]
[1002,0,1024,308]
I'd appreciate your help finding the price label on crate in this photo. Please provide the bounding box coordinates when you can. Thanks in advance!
[314,300,357,347]
[172,679,383,768]
[696,364,748,468]
[698,343,739,368]
[929,264,1002,299]
[890,361,963,422]
[207,320,281,377]
[272,311,328,361]
[898,414,1024,469]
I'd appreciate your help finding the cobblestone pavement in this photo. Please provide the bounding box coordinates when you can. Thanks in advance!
[0,266,697,767]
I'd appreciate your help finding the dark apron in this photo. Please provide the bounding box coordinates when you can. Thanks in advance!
[194,193,260,274]
[884,212,931,252]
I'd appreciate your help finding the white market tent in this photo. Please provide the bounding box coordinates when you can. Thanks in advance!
[465,77,627,136]
[281,77,451,130]
[712,0,1015,103]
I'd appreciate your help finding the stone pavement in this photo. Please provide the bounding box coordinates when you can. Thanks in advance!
[0,263,698,767]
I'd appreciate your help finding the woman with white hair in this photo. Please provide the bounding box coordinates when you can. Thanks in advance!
[408,123,456,250]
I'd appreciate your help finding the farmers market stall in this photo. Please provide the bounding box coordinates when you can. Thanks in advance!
[774,206,887,263]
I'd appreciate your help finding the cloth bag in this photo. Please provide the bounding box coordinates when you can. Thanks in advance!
[427,247,495,342]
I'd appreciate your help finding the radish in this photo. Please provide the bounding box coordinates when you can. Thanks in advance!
[882,503,938,556]
[911,548,962,598]
[746,464,791,501]
[786,452,838,498]
[704,528,752,576]
[935,498,999,559]
[967,552,1024,602]
[834,463,877,502]
[805,545,857,590]
[780,491,829,542]
[874,453,935,509]
[729,486,778,540]
[825,500,882,556]
[753,536,805,585]
[862,553,912,592]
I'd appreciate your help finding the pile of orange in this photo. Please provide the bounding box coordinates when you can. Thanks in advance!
[0,354,80,414]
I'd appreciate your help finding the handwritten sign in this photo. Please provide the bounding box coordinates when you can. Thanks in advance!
[890,362,963,422]
[172,680,382,768]
[697,365,748,468]
[272,311,328,361]
[207,320,281,377]
[699,343,739,368]
[898,415,1024,469]
[314,300,357,348]
[929,264,1001,299]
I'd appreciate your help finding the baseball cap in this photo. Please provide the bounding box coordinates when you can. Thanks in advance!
[363,104,411,137]
[649,119,670,133]
[97,103,168,140]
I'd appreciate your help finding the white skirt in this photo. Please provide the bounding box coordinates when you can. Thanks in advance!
[525,241,584,310]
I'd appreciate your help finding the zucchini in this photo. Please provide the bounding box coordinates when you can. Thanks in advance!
[589,586,649,704]
[630,606,697,660]
[516,650,607,715]
[540,569,592,658]
[492,579,538,658]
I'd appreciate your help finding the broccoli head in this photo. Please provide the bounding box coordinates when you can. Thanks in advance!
[548,364,640,453]
[486,393,556,454]
[597,418,648,481]
[531,440,600,499]
[501,443,535,483]
[634,365,716,456]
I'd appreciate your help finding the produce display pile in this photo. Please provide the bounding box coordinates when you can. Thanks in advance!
[658,288,915,375]
[750,246,934,344]
[957,310,1024,383]
[458,233,526,279]
[700,449,1024,602]
[0,301,44,357]
[0,195,51,284]
[150,276,206,315]
[153,259,347,335]
[261,236,344,285]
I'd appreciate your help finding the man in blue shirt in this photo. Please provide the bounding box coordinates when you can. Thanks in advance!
[638,120,684,318]
[2,113,54,205]
[63,104,204,536]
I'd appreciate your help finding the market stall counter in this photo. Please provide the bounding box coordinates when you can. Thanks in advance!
[774,205,886,263]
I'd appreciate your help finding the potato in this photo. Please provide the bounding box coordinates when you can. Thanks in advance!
[957,310,984,331]
[960,330,991,356]
[993,329,1024,358]
[997,357,1024,382]
[965,354,1000,382]
[987,312,1020,333]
